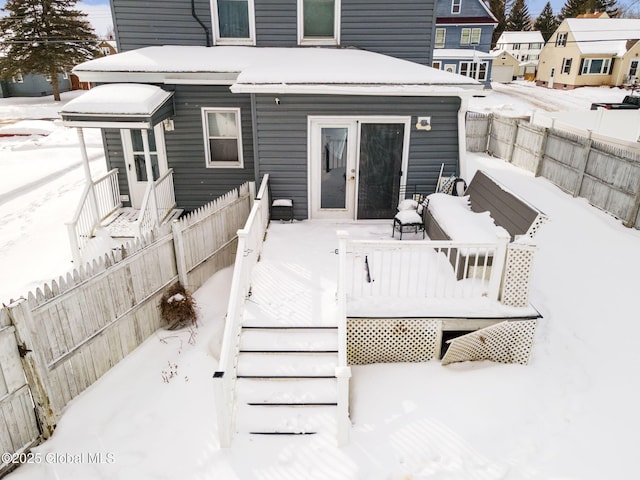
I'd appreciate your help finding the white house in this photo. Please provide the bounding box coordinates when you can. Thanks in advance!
[494,31,544,63]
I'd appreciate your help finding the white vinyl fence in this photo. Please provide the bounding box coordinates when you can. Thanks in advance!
[1,182,253,447]
[213,175,270,448]
[468,112,640,229]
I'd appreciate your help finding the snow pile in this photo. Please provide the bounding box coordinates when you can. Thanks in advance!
[61,84,173,115]
[0,120,56,136]
[427,192,502,242]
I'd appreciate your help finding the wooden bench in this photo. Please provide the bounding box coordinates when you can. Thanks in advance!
[425,170,548,278]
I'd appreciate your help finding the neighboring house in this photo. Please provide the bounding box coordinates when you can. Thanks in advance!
[0,69,71,98]
[494,31,544,63]
[98,40,118,56]
[536,18,640,89]
[489,50,520,83]
[62,0,483,235]
[432,0,498,87]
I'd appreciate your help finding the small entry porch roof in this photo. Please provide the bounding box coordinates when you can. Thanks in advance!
[60,83,174,129]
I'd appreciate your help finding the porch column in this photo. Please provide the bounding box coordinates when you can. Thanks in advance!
[76,127,93,184]
[141,128,160,227]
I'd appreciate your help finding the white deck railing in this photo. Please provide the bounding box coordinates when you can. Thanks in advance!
[213,174,270,448]
[135,169,176,237]
[66,169,121,265]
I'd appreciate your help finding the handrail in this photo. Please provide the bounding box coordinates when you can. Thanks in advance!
[134,169,177,238]
[66,169,121,265]
[213,174,270,448]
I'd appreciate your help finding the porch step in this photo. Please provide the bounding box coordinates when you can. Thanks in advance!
[236,377,338,405]
[236,403,337,436]
[236,352,338,377]
[240,327,338,352]
[101,207,183,238]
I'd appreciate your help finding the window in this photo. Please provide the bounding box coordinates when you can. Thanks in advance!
[460,28,481,45]
[202,108,244,168]
[212,0,255,45]
[435,28,446,48]
[460,61,488,81]
[62,71,69,79]
[513,43,521,50]
[44,73,52,82]
[298,0,340,45]
[101,46,111,55]
[130,129,161,181]
[530,42,542,49]
[11,72,23,83]
[432,61,442,69]
[580,58,612,75]
[556,32,567,47]
[451,0,461,14]
[562,58,572,74]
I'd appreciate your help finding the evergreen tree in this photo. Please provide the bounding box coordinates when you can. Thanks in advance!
[596,0,620,17]
[534,2,560,41]
[0,0,101,101]
[507,0,532,30]
[558,0,586,20]
[558,0,620,19]
[489,0,508,48]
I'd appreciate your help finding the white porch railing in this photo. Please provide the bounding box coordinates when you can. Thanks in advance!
[338,231,510,316]
[66,168,121,265]
[213,174,270,448]
[135,168,176,237]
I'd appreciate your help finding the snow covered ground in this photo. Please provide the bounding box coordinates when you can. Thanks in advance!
[2,83,640,479]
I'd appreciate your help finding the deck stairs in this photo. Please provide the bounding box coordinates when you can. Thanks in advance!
[235,325,339,435]
[100,206,183,239]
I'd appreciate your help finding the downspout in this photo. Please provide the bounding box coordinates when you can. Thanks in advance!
[250,93,260,185]
[457,93,471,180]
[191,0,212,47]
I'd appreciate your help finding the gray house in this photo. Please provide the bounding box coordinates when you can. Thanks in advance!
[0,71,71,98]
[61,0,483,253]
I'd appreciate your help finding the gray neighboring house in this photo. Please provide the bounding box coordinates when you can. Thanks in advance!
[63,0,483,224]
[0,69,71,98]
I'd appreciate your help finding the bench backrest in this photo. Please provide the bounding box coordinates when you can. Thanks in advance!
[466,170,546,240]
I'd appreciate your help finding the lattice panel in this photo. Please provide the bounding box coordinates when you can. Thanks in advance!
[501,244,536,307]
[441,320,537,366]
[525,213,549,239]
[347,318,441,365]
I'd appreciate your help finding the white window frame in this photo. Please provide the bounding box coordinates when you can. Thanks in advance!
[211,0,256,46]
[513,43,521,50]
[432,61,442,69]
[451,0,461,14]
[298,0,341,46]
[11,72,24,83]
[201,107,244,169]
[470,28,481,45]
[556,32,567,47]
[561,58,572,74]
[581,58,612,75]
[461,28,471,45]
[44,73,52,82]
[435,28,446,49]
[460,61,488,81]
[62,71,69,79]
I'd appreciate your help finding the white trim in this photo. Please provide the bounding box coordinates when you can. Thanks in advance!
[211,0,256,46]
[72,71,239,84]
[64,120,152,129]
[451,0,461,14]
[201,107,244,169]
[435,28,446,49]
[230,84,483,95]
[297,0,341,46]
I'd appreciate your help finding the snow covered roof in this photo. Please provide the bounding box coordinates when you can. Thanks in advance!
[565,18,640,56]
[73,46,483,96]
[60,84,174,128]
[433,49,493,60]
[496,31,544,45]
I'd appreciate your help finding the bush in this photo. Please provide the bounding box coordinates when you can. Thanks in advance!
[159,283,198,330]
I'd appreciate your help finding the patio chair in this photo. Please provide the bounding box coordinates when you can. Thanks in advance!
[392,198,427,240]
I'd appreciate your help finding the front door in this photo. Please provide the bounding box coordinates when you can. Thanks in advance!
[309,118,409,219]
[628,60,639,82]
[121,125,168,208]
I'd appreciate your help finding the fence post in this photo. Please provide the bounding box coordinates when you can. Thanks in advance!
[573,130,592,197]
[625,187,640,228]
[5,299,56,438]
[488,229,510,301]
[171,220,189,287]
[534,127,549,177]
[506,118,520,162]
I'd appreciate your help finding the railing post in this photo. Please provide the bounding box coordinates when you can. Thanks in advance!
[141,129,160,228]
[213,371,232,447]
[336,230,349,366]
[171,219,189,287]
[488,229,510,301]
[66,222,82,265]
[335,366,351,446]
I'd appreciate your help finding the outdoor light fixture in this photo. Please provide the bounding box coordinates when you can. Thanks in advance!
[163,118,174,131]
[416,116,432,131]
[275,97,281,105]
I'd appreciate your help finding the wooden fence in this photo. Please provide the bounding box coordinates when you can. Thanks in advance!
[0,182,253,461]
[467,112,640,229]
[465,112,491,152]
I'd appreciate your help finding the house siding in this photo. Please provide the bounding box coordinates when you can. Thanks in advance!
[253,94,461,219]
[112,0,435,63]
[103,85,255,211]
[5,73,71,98]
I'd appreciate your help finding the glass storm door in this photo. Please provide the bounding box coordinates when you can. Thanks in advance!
[357,123,405,219]
[121,125,168,208]
[310,120,357,219]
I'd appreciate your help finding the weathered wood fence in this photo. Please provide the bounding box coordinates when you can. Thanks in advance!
[0,182,253,471]
[466,112,640,229]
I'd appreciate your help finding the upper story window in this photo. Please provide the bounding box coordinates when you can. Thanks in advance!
[435,28,446,48]
[513,43,521,50]
[460,28,481,45]
[556,32,567,47]
[530,42,542,49]
[451,0,462,14]
[212,0,256,45]
[201,108,244,168]
[298,0,340,45]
